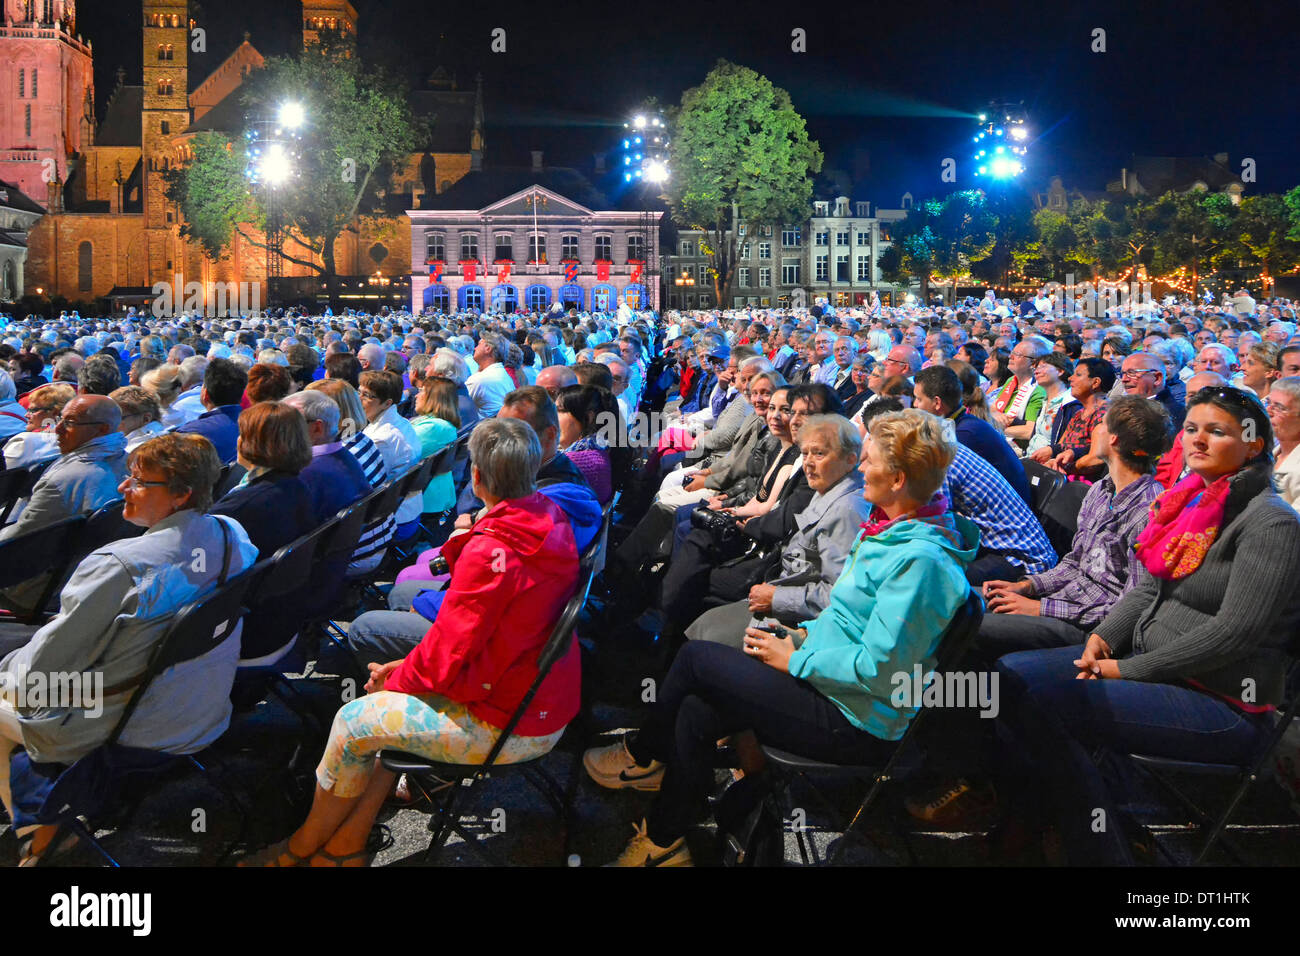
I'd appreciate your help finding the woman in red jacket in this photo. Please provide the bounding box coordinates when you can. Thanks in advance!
[242,417,580,866]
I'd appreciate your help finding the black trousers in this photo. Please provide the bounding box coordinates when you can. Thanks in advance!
[629,641,896,845]
[660,527,769,635]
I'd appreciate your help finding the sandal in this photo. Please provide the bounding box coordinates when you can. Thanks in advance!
[308,824,394,867]
[237,837,309,867]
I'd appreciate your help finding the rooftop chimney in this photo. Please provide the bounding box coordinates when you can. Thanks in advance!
[531,150,543,172]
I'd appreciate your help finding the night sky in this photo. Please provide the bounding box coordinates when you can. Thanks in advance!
[77,0,1299,204]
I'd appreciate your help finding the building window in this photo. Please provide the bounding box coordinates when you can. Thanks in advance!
[880,226,892,241]
[758,241,771,259]
[426,233,445,261]
[157,78,174,96]
[856,202,869,216]
[594,235,612,261]
[782,259,800,285]
[680,239,695,256]
[857,257,871,281]
[166,210,173,223]
[561,234,579,261]
[160,120,170,134]
[17,69,24,98]
[737,224,746,237]
[494,234,513,261]
[77,241,92,292]
[681,265,694,282]
[740,241,751,259]
[699,293,711,307]
[760,225,773,236]
[836,254,850,281]
[781,228,800,247]
[856,232,869,246]
[759,267,772,287]
[42,0,51,22]
[814,201,828,215]
[628,234,645,262]
[24,104,31,137]
[460,234,478,261]
[815,231,828,246]
[835,231,849,245]
[30,68,36,97]
[815,255,828,281]
[528,234,546,264]
[738,267,750,288]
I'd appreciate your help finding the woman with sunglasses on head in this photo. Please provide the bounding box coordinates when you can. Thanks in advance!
[993,385,1300,864]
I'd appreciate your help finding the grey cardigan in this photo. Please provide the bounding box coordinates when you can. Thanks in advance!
[768,471,871,623]
[690,394,753,463]
[1095,487,1300,707]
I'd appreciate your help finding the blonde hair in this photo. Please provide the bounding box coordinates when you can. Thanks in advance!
[868,409,957,503]
[142,363,185,407]
[307,378,366,440]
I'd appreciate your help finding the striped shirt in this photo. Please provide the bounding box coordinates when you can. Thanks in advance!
[346,431,394,564]
[1027,473,1161,630]
[942,444,1056,574]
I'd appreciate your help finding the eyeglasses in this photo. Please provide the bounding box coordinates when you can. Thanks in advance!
[123,474,170,491]
[1120,368,1159,379]
[56,417,107,429]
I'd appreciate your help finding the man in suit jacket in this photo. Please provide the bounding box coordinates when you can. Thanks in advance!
[174,358,247,463]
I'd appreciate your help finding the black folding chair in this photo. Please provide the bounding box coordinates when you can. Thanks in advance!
[379,560,597,865]
[1021,460,1065,521]
[1038,478,1089,557]
[30,570,256,867]
[390,455,439,562]
[416,440,461,544]
[0,513,88,623]
[1110,658,1300,865]
[757,589,986,865]
[0,460,52,525]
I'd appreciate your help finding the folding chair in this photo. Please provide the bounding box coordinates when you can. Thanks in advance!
[757,589,986,865]
[0,513,87,624]
[390,455,439,563]
[1039,478,1090,557]
[1111,658,1300,865]
[417,440,461,544]
[0,460,51,525]
[28,570,256,867]
[379,560,597,865]
[1021,460,1065,521]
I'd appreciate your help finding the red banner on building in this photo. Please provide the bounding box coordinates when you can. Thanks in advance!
[428,260,444,282]
[629,261,643,284]
[595,261,611,282]
[563,260,578,282]
[461,260,477,282]
[497,262,512,284]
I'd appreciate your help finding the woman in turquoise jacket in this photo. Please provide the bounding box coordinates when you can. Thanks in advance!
[585,408,980,866]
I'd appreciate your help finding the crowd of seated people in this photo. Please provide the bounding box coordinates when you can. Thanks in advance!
[0,293,1296,867]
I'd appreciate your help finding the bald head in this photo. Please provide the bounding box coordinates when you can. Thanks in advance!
[536,365,578,397]
[1185,370,1228,396]
[57,394,121,455]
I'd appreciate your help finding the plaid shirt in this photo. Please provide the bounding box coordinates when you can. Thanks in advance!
[942,444,1057,574]
[1026,473,1161,629]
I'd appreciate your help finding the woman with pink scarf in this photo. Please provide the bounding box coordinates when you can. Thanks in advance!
[993,385,1300,864]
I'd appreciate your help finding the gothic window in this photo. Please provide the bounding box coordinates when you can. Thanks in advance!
[157,78,174,95]
[24,104,31,137]
[31,69,36,97]
[42,0,52,23]
[17,70,24,99]
[78,242,92,292]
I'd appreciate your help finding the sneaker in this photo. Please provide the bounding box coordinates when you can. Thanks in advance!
[606,820,693,867]
[904,777,997,828]
[583,736,665,791]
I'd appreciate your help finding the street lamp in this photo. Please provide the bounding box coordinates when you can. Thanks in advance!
[279,101,306,130]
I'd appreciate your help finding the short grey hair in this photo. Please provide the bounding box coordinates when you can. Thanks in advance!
[179,355,208,389]
[257,348,290,367]
[431,348,469,385]
[284,389,341,439]
[740,355,774,375]
[0,369,15,403]
[409,352,433,383]
[1270,376,1300,410]
[468,417,540,500]
[1022,335,1054,360]
[480,332,509,365]
[357,343,387,369]
[799,413,862,462]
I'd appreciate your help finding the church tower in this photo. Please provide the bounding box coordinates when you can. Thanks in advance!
[0,0,94,206]
[141,0,190,280]
[302,0,357,49]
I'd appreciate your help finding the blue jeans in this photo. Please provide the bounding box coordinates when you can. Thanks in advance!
[995,645,1272,865]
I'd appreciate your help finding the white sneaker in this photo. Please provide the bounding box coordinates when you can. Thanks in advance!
[607,820,693,867]
[583,736,665,791]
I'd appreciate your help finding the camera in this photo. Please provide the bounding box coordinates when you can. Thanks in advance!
[689,505,743,544]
